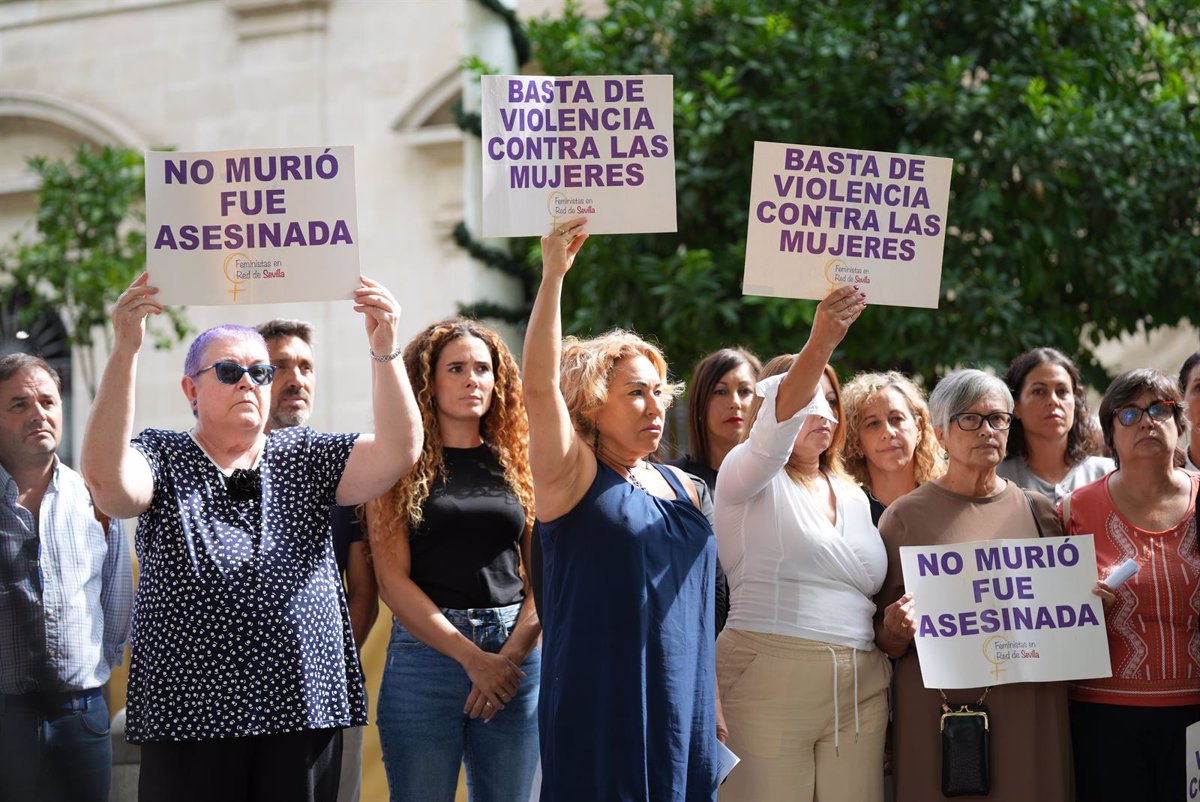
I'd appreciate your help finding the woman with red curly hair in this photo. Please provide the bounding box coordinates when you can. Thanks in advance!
[367,318,540,802]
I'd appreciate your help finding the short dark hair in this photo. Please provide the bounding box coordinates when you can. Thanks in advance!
[1003,347,1101,465]
[1179,351,1200,395]
[0,353,61,390]
[684,347,762,466]
[255,319,314,346]
[1097,368,1184,469]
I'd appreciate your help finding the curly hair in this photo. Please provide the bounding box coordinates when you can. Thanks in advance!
[840,371,945,490]
[742,355,849,485]
[1002,347,1102,466]
[367,318,534,544]
[559,329,680,436]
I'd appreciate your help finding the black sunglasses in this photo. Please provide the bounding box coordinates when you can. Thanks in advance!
[196,362,277,386]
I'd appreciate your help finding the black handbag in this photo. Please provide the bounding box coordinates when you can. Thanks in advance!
[940,690,991,797]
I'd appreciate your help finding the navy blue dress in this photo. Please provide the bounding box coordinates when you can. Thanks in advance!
[538,461,717,801]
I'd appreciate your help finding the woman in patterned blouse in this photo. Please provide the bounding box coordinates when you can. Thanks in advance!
[80,273,422,802]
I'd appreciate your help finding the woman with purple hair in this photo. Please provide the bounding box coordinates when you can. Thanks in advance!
[81,273,422,802]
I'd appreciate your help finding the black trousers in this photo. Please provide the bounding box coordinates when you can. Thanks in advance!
[1070,699,1200,802]
[138,727,342,802]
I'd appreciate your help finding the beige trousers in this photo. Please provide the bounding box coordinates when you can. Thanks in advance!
[716,628,891,802]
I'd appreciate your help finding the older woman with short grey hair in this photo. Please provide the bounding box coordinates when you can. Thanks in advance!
[873,368,1072,802]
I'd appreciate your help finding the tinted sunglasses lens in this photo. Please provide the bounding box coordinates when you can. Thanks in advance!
[248,365,275,385]
[212,363,244,384]
[1148,402,1173,421]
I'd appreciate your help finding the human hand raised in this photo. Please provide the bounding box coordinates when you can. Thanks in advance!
[354,275,401,360]
[810,284,867,351]
[112,273,162,356]
[539,217,589,281]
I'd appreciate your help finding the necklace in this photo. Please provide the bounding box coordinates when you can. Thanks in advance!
[597,446,649,492]
[624,463,649,493]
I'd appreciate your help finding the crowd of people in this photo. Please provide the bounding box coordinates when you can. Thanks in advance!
[1,219,1198,802]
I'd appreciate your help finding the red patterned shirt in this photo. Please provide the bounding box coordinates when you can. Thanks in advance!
[1062,472,1200,707]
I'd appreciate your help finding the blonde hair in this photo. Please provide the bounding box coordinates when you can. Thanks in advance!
[368,319,534,543]
[560,329,680,435]
[742,355,850,485]
[840,371,945,489]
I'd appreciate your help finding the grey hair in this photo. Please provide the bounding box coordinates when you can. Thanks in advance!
[929,368,1014,431]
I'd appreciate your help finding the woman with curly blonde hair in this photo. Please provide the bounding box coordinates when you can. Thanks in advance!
[840,371,945,524]
[367,317,540,802]
[525,218,721,800]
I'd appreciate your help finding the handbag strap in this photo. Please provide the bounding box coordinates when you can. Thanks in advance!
[939,687,991,713]
[1022,490,1045,538]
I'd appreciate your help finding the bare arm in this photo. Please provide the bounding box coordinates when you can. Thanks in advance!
[522,218,594,521]
[80,274,160,519]
[774,285,866,421]
[336,276,423,505]
[366,503,523,719]
[344,540,379,648]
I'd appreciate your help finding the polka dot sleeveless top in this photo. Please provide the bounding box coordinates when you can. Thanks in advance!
[125,426,365,742]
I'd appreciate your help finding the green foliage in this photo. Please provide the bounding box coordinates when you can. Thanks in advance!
[0,145,189,394]
[525,0,1200,386]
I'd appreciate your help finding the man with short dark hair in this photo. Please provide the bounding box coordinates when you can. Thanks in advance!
[0,353,133,802]
[256,320,377,802]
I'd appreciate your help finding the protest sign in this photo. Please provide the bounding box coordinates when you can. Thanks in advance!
[145,146,359,306]
[481,75,676,237]
[1188,721,1200,800]
[743,141,952,308]
[899,535,1111,689]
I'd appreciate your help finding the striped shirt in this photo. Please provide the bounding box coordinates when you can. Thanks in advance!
[1064,472,1200,706]
[0,458,133,693]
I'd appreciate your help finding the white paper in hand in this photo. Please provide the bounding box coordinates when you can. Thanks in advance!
[717,740,741,785]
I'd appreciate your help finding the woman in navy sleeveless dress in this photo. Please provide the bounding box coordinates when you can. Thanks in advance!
[524,218,720,802]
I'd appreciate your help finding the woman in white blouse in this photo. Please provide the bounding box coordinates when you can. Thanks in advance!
[715,286,889,802]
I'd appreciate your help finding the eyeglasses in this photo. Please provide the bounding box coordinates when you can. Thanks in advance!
[1112,400,1176,427]
[195,362,277,386]
[950,411,1013,431]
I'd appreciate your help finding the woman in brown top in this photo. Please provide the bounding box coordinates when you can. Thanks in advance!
[874,368,1072,802]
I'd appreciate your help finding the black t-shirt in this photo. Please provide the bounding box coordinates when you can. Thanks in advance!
[409,445,526,609]
[330,504,363,575]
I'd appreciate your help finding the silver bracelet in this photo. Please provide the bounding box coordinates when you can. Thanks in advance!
[370,342,403,362]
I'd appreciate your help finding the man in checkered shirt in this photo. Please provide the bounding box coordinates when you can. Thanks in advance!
[0,353,133,802]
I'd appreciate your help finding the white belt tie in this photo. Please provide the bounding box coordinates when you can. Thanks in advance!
[824,645,861,757]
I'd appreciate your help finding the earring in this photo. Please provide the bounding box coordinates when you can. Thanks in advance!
[593,427,600,452]
[942,450,950,462]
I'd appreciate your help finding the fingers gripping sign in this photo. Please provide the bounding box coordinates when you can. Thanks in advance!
[113,273,164,354]
[354,275,402,359]
[540,216,590,280]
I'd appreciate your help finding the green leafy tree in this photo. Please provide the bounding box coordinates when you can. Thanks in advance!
[524,0,1200,386]
[0,145,189,395]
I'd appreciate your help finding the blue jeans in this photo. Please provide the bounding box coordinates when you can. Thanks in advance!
[377,604,540,802]
[0,689,111,802]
